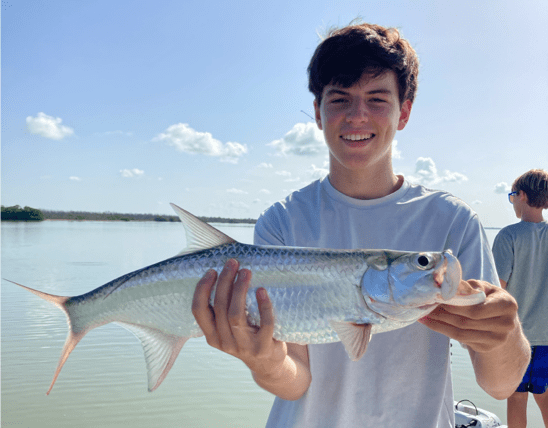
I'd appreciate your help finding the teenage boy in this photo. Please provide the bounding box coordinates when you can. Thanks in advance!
[493,169,548,427]
[192,22,530,427]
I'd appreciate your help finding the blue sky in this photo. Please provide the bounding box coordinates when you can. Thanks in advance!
[2,0,547,226]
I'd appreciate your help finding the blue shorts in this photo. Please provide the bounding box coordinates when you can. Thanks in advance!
[516,346,548,394]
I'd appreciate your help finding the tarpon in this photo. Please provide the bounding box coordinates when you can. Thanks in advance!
[8,204,486,394]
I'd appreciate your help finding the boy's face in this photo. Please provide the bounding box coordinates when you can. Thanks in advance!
[314,71,412,178]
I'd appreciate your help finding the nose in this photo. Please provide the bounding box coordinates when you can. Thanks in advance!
[346,99,369,124]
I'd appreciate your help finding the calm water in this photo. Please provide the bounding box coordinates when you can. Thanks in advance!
[1,221,542,427]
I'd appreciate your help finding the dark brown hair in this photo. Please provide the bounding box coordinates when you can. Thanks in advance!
[512,169,548,209]
[307,22,419,106]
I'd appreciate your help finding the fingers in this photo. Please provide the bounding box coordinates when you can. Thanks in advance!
[213,259,241,353]
[255,288,276,347]
[419,281,520,352]
[192,268,220,347]
[418,313,510,352]
[192,260,275,358]
[456,280,483,296]
[441,281,518,320]
[227,268,252,328]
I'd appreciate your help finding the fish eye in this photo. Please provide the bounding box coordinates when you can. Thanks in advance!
[415,254,434,270]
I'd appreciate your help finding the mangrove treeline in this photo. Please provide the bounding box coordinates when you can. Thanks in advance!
[1,205,256,224]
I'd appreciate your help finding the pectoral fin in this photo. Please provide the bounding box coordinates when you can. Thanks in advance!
[329,321,373,361]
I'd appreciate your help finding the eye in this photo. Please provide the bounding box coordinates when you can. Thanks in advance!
[415,253,435,270]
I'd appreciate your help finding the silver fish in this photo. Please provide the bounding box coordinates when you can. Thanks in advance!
[9,204,485,395]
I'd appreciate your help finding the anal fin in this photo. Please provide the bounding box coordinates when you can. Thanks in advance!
[117,323,189,392]
[330,321,373,361]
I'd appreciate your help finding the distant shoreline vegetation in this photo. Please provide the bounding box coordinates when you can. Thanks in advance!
[1,205,256,224]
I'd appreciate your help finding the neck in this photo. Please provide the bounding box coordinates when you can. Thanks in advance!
[328,166,403,200]
[520,206,545,223]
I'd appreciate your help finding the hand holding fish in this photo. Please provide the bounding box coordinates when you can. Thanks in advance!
[192,259,312,400]
[192,259,287,373]
[418,280,520,353]
[418,280,530,399]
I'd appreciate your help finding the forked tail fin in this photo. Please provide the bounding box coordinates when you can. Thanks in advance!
[5,279,87,395]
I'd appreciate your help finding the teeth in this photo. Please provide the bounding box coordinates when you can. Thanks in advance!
[342,134,373,141]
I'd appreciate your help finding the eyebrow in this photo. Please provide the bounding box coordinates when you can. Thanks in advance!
[324,87,394,97]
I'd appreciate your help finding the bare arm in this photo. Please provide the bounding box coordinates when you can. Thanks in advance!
[192,259,311,401]
[419,280,530,400]
[252,342,310,400]
[499,279,507,289]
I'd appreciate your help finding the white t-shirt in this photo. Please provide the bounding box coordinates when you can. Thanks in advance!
[254,176,498,428]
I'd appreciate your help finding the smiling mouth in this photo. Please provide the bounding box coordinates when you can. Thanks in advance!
[341,134,374,142]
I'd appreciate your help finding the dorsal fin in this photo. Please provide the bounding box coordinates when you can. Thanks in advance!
[170,203,237,255]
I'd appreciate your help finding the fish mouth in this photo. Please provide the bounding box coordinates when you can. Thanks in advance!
[437,251,462,301]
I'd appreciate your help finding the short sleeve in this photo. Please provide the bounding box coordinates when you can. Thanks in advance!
[254,204,286,246]
[492,229,514,283]
[447,211,499,286]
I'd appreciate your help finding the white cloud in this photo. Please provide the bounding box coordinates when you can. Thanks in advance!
[284,177,302,183]
[494,182,511,194]
[260,189,271,194]
[120,168,144,178]
[69,176,81,181]
[308,164,329,180]
[472,200,483,205]
[257,162,273,169]
[408,157,468,185]
[228,201,250,211]
[226,188,248,194]
[276,170,292,177]
[26,112,74,140]
[268,122,326,156]
[153,123,247,163]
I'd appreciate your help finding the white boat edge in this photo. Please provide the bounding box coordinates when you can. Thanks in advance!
[454,400,507,428]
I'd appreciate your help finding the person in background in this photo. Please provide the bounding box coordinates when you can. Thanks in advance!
[493,169,548,428]
[192,21,531,427]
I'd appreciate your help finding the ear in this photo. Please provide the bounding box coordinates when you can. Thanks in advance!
[313,99,323,130]
[397,99,413,131]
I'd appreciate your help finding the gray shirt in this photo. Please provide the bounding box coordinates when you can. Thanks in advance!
[492,220,548,345]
